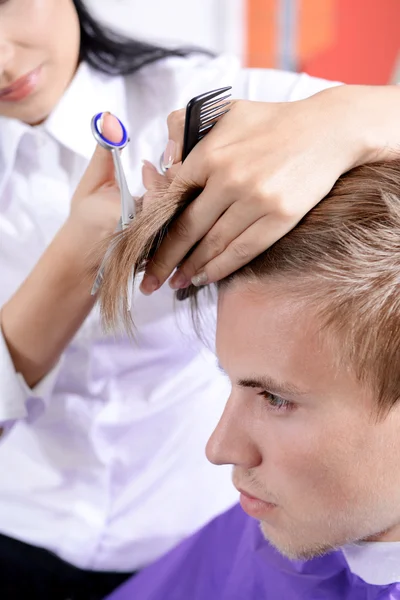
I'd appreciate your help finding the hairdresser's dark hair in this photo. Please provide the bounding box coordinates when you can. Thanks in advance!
[73,0,209,76]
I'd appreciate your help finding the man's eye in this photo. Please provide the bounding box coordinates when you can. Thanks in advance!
[257,391,293,412]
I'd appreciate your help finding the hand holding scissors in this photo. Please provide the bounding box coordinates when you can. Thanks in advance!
[90,112,136,295]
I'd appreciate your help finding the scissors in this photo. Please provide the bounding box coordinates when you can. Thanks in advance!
[90,112,136,295]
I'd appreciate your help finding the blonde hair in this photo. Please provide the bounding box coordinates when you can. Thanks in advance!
[98,160,400,412]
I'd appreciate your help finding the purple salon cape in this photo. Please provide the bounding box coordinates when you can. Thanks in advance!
[106,504,400,599]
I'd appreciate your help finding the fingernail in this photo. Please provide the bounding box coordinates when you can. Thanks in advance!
[162,140,176,170]
[98,111,111,134]
[140,274,160,295]
[191,272,208,287]
[169,270,189,290]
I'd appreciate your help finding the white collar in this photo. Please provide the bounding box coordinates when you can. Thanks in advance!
[43,61,129,160]
[342,541,400,585]
[0,114,28,197]
[0,61,129,193]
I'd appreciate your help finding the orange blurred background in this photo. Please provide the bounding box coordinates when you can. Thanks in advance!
[246,0,400,84]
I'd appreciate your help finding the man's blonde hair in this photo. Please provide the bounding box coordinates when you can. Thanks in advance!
[98,160,400,413]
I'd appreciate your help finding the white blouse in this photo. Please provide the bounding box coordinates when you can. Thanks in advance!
[0,53,339,571]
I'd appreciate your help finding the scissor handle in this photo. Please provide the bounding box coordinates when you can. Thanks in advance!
[91,112,129,150]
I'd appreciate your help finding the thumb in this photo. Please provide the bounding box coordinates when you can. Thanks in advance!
[75,112,124,198]
[164,108,186,165]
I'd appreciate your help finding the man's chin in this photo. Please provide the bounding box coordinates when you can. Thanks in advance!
[259,521,339,561]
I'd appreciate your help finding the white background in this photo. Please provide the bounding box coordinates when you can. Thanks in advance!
[85,0,245,61]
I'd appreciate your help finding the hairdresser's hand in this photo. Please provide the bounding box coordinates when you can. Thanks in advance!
[140,84,400,294]
[1,113,126,388]
[67,113,123,259]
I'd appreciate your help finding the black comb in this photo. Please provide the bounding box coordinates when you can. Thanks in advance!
[174,86,232,302]
[182,86,232,161]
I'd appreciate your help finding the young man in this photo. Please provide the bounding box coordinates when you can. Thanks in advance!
[102,157,400,599]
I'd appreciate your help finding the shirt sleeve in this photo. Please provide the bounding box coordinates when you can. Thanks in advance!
[232,63,342,102]
[142,54,342,117]
[0,327,61,438]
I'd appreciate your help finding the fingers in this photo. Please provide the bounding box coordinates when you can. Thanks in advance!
[168,102,238,188]
[142,160,164,190]
[139,182,234,294]
[76,113,124,199]
[183,216,294,286]
[168,199,264,288]
[166,109,185,163]
[164,101,234,176]
[101,113,124,144]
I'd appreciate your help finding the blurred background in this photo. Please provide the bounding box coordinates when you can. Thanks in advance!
[87,0,399,84]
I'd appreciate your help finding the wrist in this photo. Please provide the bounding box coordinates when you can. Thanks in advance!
[60,217,108,277]
[311,84,400,172]
[335,84,400,166]
[361,84,400,164]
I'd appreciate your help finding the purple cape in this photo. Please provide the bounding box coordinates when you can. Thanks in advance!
[106,504,400,599]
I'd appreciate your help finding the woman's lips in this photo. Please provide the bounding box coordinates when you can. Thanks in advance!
[0,66,42,102]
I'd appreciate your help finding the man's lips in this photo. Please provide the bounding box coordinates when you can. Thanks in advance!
[0,66,41,102]
[237,487,278,518]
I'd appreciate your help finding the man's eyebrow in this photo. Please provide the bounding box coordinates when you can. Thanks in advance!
[237,376,307,397]
[217,363,306,397]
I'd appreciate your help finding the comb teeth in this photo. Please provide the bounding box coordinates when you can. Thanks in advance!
[199,110,231,135]
[200,100,231,122]
[200,92,232,111]
[198,93,232,137]
[200,107,231,130]
[182,86,232,161]
[200,94,232,124]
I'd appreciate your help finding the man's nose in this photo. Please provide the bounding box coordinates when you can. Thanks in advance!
[206,393,262,469]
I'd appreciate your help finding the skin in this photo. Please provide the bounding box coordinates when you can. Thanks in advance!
[0,0,122,391]
[140,85,400,294]
[0,0,80,124]
[2,15,400,559]
[208,280,400,559]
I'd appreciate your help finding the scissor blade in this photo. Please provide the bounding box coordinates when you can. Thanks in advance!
[90,217,123,296]
[111,150,135,229]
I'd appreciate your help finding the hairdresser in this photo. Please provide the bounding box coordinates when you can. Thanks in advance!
[0,1,398,599]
